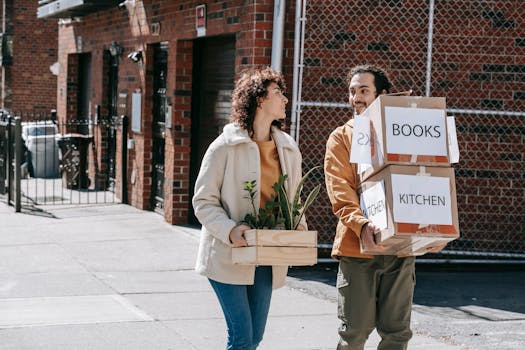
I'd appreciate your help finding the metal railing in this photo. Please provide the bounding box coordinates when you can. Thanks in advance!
[1,111,129,210]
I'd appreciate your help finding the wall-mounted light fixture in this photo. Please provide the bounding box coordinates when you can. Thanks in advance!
[127,50,143,63]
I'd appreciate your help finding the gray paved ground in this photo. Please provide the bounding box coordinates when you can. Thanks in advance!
[0,200,523,349]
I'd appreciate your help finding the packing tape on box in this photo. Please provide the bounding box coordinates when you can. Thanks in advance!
[416,165,430,176]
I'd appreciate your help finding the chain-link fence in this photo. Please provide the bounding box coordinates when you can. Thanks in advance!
[294,0,525,257]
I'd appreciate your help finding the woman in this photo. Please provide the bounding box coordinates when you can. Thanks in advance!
[192,67,307,349]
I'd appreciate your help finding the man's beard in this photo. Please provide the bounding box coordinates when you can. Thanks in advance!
[351,103,367,115]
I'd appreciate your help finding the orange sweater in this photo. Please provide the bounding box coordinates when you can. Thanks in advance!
[255,139,281,208]
[324,119,372,259]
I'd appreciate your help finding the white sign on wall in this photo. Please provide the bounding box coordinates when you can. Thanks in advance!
[360,181,388,230]
[132,92,142,133]
[196,5,206,37]
[385,107,447,156]
[391,174,452,225]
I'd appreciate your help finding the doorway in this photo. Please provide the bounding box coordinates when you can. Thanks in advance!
[77,53,91,134]
[189,35,236,224]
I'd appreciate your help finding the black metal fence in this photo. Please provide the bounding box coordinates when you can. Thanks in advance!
[0,111,128,211]
[0,113,21,211]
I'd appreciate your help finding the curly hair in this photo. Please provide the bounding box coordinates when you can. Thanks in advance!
[347,65,392,95]
[230,66,286,136]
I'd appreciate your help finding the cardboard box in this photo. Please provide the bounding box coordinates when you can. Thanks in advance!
[356,95,450,181]
[232,229,317,266]
[395,236,456,257]
[358,165,459,256]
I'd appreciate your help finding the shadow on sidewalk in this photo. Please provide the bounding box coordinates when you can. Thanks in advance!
[414,263,525,314]
[1,195,58,218]
[288,261,525,315]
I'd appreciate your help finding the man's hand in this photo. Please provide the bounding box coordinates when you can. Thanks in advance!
[229,224,250,247]
[360,222,385,252]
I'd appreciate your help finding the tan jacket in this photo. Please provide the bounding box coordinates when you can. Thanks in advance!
[193,123,306,288]
[324,120,373,259]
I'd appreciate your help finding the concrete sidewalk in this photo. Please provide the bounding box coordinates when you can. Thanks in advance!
[0,202,467,349]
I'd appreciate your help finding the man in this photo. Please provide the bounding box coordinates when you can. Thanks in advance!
[324,65,444,350]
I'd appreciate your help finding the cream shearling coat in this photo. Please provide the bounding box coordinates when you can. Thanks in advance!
[193,123,307,288]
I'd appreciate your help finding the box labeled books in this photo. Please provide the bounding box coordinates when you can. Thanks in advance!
[353,95,452,182]
[232,229,317,266]
[357,165,460,256]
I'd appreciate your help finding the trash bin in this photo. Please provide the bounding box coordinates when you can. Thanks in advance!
[57,133,92,189]
[21,121,60,178]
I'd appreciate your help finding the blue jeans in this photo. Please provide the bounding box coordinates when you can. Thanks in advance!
[209,266,273,350]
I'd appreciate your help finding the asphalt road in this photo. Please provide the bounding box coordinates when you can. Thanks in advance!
[287,262,525,350]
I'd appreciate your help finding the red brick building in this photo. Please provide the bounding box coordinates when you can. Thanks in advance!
[39,0,295,225]
[38,0,524,255]
[0,0,57,112]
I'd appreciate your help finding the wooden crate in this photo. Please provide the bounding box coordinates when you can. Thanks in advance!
[243,229,317,247]
[232,229,318,266]
[232,246,317,266]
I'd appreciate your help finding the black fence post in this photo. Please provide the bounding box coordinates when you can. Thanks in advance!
[6,115,12,206]
[121,115,128,204]
[13,116,21,212]
[0,115,6,195]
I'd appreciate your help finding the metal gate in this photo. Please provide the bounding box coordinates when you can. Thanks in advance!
[151,42,168,214]
[0,111,128,209]
[0,114,22,211]
[292,0,525,257]
[0,114,8,195]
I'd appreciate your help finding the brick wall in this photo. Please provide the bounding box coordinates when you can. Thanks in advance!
[1,0,57,112]
[56,0,289,223]
[164,39,193,224]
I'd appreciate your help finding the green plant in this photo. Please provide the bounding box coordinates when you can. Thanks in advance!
[242,166,322,230]
[241,180,284,229]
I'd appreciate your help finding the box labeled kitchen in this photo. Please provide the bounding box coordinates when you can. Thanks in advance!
[358,165,459,256]
[353,95,451,181]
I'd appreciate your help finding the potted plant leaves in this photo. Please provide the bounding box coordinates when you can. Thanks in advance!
[232,166,322,266]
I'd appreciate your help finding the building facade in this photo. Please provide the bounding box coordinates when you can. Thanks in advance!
[40,0,295,225]
[1,0,57,112]
[38,0,525,256]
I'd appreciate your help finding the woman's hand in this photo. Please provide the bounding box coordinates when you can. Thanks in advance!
[296,224,307,231]
[229,224,250,247]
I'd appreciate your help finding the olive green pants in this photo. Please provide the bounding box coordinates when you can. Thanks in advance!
[336,256,416,350]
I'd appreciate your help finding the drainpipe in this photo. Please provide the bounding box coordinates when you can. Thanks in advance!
[271,0,285,71]
[425,0,435,97]
[291,0,305,142]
